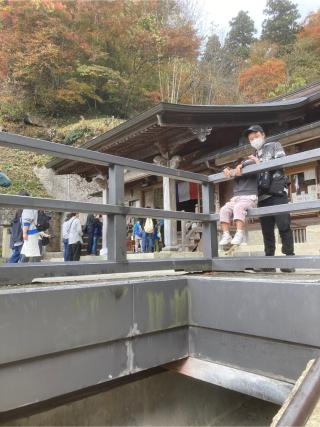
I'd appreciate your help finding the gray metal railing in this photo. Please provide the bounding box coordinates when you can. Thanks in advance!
[0,130,320,285]
[273,357,320,427]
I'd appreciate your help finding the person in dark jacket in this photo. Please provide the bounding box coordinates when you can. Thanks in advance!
[8,209,24,263]
[84,214,95,255]
[8,191,29,263]
[244,124,294,273]
[91,214,102,255]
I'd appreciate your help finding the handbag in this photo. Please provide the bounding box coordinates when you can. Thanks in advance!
[41,236,50,246]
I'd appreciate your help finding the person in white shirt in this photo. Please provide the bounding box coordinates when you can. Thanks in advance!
[67,213,83,261]
[20,208,41,262]
[62,213,72,261]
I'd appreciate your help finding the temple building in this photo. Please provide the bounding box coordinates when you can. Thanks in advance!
[48,81,320,255]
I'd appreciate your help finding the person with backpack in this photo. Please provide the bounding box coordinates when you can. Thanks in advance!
[143,209,155,253]
[20,207,42,262]
[244,125,295,273]
[7,191,30,263]
[133,220,143,253]
[20,205,51,262]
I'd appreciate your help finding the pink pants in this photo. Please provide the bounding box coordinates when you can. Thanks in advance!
[220,195,257,224]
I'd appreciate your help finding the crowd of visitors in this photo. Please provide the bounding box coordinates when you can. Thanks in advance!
[133,213,164,253]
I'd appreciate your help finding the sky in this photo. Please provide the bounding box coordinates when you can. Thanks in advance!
[197,0,320,40]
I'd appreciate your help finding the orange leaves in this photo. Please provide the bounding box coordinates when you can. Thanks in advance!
[299,10,320,48]
[239,58,286,102]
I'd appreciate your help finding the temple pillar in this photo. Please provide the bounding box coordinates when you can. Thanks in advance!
[102,184,108,252]
[93,174,108,256]
[163,176,178,250]
[153,154,181,251]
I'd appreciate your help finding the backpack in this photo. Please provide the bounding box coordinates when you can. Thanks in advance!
[0,171,11,188]
[37,210,51,231]
[144,218,154,233]
[258,170,288,195]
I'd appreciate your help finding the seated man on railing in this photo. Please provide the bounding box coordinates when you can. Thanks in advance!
[243,125,295,273]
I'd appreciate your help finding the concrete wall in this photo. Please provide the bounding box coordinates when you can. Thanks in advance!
[1,275,319,417]
[2,371,278,426]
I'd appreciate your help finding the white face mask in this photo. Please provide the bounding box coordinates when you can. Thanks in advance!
[250,137,264,150]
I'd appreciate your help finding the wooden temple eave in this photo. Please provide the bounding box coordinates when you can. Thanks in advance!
[47,92,320,177]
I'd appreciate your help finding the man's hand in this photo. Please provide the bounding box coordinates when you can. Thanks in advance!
[23,233,28,241]
[235,164,242,176]
[248,155,260,164]
[223,167,231,178]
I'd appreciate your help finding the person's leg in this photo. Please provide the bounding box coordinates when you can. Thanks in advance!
[258,198,277,256]
[219,200,235,244]
[154,239,159,252]
[219,201,234,231]
[69,244,75,261]
[232,197,257,245]
[146,233,151,252]
[9,245,22,263]
[87,232,93,254]
[63,239,69,261]
[92,236,97,255]
[233,197,256,229]
[74,241,82,261]
[260,215,276,256]
[149,235,154,253]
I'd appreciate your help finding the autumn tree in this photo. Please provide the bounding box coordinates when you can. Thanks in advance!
[239,58,286,102]
[0,0,201,117]
[284,10,320,87]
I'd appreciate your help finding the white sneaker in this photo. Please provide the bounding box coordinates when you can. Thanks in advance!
[231,231,244,246]
[219,232,232,246]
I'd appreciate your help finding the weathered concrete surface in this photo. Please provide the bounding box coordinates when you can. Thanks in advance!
[0,277,189,413]
[166,357,293,405]
[2,371,278,426]
[1,274,320,415]
[188,276,320,381]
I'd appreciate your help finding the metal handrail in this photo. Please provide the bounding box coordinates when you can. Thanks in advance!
[274,356,320,426]
[0,130,320,284]
[0,131,208,183]
[208,147,320,183]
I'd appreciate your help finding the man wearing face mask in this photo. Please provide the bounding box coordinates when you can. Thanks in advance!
[243,125,295,273]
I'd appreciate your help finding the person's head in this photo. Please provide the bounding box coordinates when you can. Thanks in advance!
[244,125,266,150]
[65,213,72,221]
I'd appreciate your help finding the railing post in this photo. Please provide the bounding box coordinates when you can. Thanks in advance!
[201,182,218,259]
[107,165,127,262]
[102,177,108,253]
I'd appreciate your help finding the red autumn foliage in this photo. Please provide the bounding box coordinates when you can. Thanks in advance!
[239,58,286,102]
